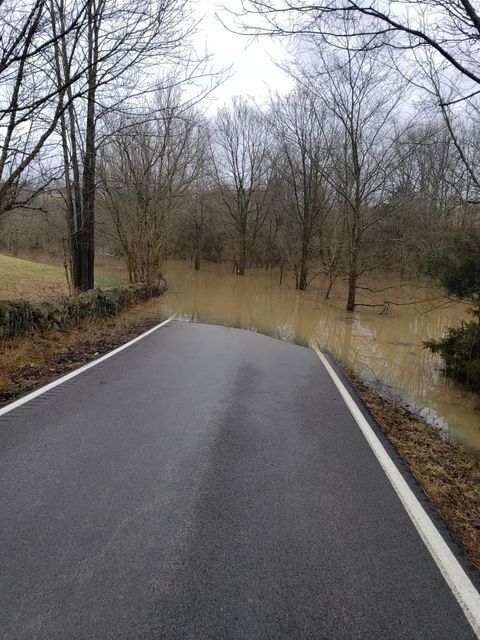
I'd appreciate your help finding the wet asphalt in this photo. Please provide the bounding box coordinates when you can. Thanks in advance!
[0,321,477,639]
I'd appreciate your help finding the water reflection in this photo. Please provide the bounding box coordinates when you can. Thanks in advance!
[159,260,480,449]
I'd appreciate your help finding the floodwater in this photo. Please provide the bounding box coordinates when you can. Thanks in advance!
[158,260,480,450]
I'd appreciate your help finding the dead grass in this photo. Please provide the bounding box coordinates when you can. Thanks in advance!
[0,253,128,301]
[347,370,480,571]
[0,254,68,300]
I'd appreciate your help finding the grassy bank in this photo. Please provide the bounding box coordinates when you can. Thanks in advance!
[347,370,480,571]
[0,254,68,300]
[0,252,166,403]
[0,253,127,300]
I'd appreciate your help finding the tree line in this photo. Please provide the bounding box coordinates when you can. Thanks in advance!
[1,0,480,314]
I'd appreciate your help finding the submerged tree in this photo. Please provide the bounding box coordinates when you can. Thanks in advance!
[295,43,411,311]
[211,97,274,276]
[269,88,333,290]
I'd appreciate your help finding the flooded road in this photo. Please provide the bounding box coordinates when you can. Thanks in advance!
[2,320,477,639]
[157,260,480,449]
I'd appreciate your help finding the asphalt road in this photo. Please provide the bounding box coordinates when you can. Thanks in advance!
[0,321,477,639]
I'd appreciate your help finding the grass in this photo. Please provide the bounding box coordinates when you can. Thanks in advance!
[348,370,480,571]
[0,253,128,301]
[0,254,68,300]
[0,251,166,392]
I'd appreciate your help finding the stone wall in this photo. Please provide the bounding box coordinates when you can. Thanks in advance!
[0,283,167,340]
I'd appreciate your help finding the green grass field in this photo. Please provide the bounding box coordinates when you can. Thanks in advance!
[0,253,128,301]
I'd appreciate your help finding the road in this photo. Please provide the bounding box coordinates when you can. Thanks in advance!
[0,320,478,639]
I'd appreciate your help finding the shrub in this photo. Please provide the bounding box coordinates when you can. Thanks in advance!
[425,321,480,391]
[426,233,480,302]
[425,231,480,392]
[0,282,166,340]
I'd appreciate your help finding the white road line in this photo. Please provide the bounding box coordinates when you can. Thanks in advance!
[313,346,480,639]
[0,315,175,417]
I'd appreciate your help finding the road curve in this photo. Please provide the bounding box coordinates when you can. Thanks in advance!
[0,321,477,639]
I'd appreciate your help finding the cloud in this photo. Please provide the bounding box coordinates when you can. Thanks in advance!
[192,0,294,109]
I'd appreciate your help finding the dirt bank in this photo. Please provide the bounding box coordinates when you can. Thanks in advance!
[0,303,166,405]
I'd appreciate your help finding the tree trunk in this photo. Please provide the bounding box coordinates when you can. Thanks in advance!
[297,234,309,291]
[50,0,82,293]
[346,269,357,312]
[69,226,81,293]
[325,277,334,300]
[238,228,246,276]
[298,263,308,291]
[80,0,98,291]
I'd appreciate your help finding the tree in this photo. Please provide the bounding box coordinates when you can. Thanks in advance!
[49,0,195,291]
[269,88,333,290]
[179,187,211,271]
[428,233,480,308]
[294,43,412,311]
[99,90,202,291]
[383,121,465,277]
[0,0,88,215]
[239,0,480,95]
[174,120,213,271]
[239,0,480,210]
[211,97,274,276]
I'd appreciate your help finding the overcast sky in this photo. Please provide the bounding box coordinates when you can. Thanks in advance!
[192,0,294,109]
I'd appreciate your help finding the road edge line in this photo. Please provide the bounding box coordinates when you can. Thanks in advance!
[0,315,176,417]
[313,346,480,639]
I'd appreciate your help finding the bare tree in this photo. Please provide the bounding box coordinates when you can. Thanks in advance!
[181,181,213,271]
[49,0,196,291]
[269,87,333,290]
[99,89,202,291]
[211,97,274,276]
[239,0,480,96]
[297,44,413,310]
[0,0,88,216]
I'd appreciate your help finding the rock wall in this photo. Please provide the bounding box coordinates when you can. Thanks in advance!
[0,283,167,339]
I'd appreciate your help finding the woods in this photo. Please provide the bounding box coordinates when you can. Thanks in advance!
[1,1,480,315]
[1,0,199,291]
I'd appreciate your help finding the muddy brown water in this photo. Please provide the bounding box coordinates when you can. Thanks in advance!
[155,260,480,450]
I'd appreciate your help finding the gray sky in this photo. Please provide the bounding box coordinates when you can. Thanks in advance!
[192,0,294,108]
